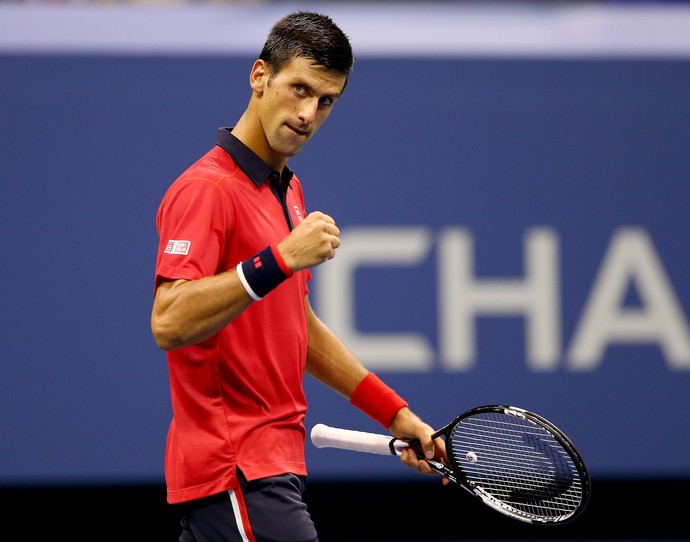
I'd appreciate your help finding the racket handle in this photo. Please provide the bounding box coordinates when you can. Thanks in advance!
[310,423,408,456]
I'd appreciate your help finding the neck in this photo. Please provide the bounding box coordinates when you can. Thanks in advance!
[232,111,287,172]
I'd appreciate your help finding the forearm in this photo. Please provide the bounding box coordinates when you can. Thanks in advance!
[151,269,253,351]
[305,301,368,398]
[305,297,408,429]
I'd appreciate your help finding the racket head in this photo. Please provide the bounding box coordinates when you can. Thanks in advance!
[440,405,591,524]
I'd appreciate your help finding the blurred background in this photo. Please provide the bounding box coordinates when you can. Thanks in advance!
[1,0,689,539]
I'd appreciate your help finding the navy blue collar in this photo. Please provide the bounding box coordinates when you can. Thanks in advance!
[216,127,294,188]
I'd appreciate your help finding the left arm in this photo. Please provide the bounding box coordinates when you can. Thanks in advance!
[304,296,447,477]
[304,295,368,399]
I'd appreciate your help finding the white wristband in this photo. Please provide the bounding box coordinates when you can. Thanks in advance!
[236,263,262,301]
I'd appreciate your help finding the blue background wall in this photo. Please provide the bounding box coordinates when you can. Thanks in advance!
[1,4,689,489]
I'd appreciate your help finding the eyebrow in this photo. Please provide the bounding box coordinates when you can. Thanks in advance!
[297,79,342,101]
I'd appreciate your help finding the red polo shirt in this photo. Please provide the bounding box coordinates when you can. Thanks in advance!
[154,129,311,504]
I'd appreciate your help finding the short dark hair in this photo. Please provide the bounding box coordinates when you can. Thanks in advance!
[259,11,355,88]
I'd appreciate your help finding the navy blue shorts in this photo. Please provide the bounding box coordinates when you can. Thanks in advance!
[177,471,318,542]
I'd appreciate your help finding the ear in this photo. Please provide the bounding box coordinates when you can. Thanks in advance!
[249,59,269,94]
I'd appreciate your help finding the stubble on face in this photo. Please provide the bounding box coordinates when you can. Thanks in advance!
[259,57,347,165]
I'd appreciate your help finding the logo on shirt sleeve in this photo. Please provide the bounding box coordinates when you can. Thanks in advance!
[164,240,191,255]
[293,205,304,223]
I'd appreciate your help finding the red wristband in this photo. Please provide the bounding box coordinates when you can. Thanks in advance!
[349,373,408,429]
[270,244,294,278]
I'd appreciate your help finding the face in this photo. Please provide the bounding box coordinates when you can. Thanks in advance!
[252,56,347,166]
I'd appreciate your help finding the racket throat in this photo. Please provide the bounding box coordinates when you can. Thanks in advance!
[424,458,457,483]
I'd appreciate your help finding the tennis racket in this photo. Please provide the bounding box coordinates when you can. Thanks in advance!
[311,404,590,524]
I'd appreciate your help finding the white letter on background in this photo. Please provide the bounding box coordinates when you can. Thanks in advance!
[567,228,690,370]
[314,227,433,371]
[438,227,561,371]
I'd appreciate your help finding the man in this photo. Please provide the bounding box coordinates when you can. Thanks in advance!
[151,11,445,542]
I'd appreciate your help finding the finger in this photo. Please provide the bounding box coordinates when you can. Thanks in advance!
[399,447,417,468]
[416,435,435,460]
[321,213,336,225]
[400,448,435,476]
[433,436,447,462]
[416,460,433,475]
[305,211,329,224]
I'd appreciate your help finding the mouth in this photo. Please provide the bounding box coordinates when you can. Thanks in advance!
[287,124,310,138]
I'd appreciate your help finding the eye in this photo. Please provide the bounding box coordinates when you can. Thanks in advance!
[294,84,306,95]
[319,96,335,108]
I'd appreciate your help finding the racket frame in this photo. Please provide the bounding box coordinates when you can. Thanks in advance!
[411,405,591,524]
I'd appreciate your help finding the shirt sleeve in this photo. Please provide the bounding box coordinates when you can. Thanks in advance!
[154,178,229,291]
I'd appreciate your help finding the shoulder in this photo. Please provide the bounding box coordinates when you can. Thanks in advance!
[179,146,243,185]
[164,147,248,200]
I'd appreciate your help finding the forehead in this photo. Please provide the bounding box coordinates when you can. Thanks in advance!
[275,56,347,95]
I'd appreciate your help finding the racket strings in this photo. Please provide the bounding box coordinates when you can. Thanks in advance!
[449,412,584,521]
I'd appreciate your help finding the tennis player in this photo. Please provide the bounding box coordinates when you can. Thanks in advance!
[151,11,445,542]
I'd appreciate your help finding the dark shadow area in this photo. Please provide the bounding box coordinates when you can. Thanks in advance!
[2,478,688,540]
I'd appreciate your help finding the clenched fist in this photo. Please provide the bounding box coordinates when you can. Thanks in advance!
[276,211,340,272]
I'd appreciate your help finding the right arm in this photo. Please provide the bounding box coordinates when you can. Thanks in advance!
[151,210,340,351]
[151,270,253,351]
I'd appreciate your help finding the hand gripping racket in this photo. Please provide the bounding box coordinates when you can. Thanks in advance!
[311,404,591,524]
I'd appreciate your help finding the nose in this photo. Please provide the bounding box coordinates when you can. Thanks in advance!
[297,98,319,125]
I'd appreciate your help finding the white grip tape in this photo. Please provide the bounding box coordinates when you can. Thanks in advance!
[310,423,409,456]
